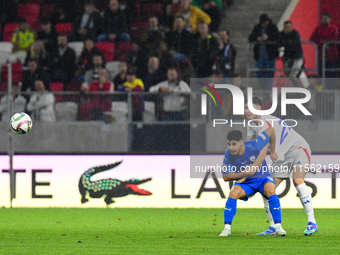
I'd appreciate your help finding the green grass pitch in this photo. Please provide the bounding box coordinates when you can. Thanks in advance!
[0,208,338,254]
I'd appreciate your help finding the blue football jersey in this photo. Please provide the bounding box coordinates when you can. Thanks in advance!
[222,131,271,182]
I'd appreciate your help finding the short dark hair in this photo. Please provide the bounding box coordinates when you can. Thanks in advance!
[92,54,103,59]
[40,17,51,25]
[259,14,270,24]
[85,0,95,5]
[175,16,185,22]
[167,67,177,72]
[58,33,68,39]
[17,17,27,24]
[227,130,243,142]
[28,58,38,64]
[284,20,292,26]
[198,21,208,26]
[322,12,331,19]
[219,29,230,36]
[212,69,224,76]
[233,73,241,78]
[245,96,262,107]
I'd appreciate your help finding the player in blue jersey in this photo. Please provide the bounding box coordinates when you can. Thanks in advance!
[219,127,286,237]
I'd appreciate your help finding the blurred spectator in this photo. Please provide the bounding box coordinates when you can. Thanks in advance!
[0,83,27,122]
[88,68,114,120]
[285,78,300,87]
[49,34,76,83]
[37,18,58,53]
[192,22,219,77]
[122,0,136,27]
[278,21,303,78]
[150,67,191,121]
[310,13,339,81]
[113,61,128,89]
[215,29,236,77]
[307,75,323,120]
[98,0,130,42]
[127,40,150,78]
[22,59,50,92]
[249,14,279,89]
[76,38,105,78]
[121,69,145,121]
[176,0,211,33]
[73,0,102,41]
[307,75,323,91]
[51,6,70,25]
[27,79,56,122]
[166,16,193,62]
[140,56,166,92]
[10,18,35,63]
[192,0,221,32]
[150,41,174,74]
[82,54,106,91]
[24,41,51,70]
[210,69,224,78]
[142,16,164,50]
[224,73,246,118]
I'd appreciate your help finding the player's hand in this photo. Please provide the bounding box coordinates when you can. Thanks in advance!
[236,178,246,184]
[245,164,257,176]
[270,152,278,163]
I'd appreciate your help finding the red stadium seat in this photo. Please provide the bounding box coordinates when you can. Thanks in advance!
[2,63,23,83]
[95,42,115,62]
[4,23,18,42]
[141,3,163,19]
[17,4,40,26]
[131,21,149,30]
[66,82,82,91]
[55,23,72,35]
[117,42,133,61]
[0,82,8,91]
[78,101,94,121]
[41,4,54,18]
[50,82,64,102]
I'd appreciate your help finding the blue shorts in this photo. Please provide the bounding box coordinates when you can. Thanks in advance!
[233,176,275,201]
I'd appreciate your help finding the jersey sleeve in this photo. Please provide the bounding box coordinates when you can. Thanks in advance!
[222,150,233,174]
[253,131,270,152]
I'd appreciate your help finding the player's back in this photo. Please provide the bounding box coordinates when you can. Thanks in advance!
[247,114,309,159]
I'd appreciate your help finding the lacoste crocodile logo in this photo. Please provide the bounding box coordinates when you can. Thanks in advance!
[79,161,152,205]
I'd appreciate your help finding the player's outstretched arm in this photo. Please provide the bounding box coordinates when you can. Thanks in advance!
[251,144,269,171]
[263,127,278,162]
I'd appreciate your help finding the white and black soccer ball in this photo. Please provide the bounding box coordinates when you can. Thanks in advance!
[10,112,33,134]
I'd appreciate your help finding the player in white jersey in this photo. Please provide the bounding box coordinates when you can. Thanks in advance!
[245,96,318,236]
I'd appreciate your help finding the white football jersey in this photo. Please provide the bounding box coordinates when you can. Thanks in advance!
[247,115,309,160]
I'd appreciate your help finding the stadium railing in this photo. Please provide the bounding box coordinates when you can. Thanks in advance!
[322,41,340,84]
[0,90,338,122]
[246,41,318,78]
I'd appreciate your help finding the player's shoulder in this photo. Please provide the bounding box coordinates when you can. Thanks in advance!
[223,149,234,163]
[244,140,257,151]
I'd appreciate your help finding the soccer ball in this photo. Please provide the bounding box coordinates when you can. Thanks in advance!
[10,112,33,134]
